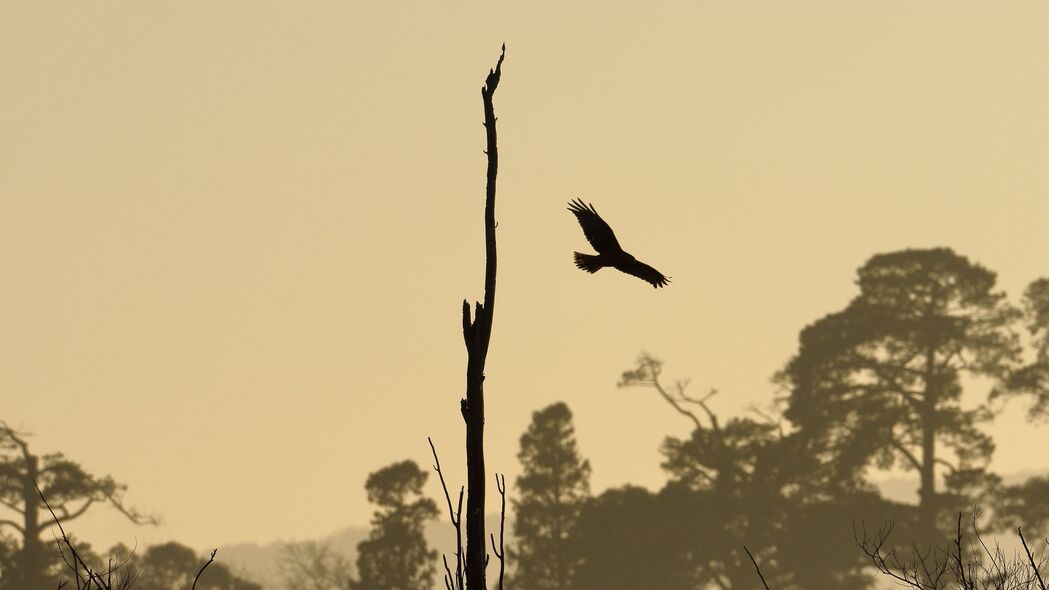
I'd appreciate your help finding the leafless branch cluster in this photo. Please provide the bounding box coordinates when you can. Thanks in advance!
[38,482,139,590]
[855,520,951,589]
[38,482,216,590]
[429,438,466,590]
[855,512,1049,590]
[428,438,508,590]
[618,353,721,433]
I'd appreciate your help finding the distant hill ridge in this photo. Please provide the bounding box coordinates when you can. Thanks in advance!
[221,471,1047,589]
[220,514,501,589]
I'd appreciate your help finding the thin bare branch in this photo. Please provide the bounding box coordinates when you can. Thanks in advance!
[0,518,25,533]
[429,437,465,590]
[104,492,161,526]
[1019,527,1047,590]
[443,555,455,590]
[429,437,460,526]
[58,498,96,523]
[888,437,924,472]
[490,473,507,590]
[744,546,772,590]
[191,548,217,590]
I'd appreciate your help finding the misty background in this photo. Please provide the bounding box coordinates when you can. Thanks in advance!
[3,1,1049,588]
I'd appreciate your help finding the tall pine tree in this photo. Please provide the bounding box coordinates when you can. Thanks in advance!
[780,248,1033,545]
[512,402,590,590]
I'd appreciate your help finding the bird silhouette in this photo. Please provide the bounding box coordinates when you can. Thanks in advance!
[568,199,670,288]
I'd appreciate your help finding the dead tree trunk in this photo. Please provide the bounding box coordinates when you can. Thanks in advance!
[460,44,505,590]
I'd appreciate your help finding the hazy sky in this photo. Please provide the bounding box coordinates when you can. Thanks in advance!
[2,1,1048,553]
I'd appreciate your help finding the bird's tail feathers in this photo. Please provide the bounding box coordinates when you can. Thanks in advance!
[574,252,604,273]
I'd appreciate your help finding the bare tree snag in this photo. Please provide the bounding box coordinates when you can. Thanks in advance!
[460,44,505,590]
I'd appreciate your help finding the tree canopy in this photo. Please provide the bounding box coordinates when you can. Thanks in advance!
[0,423,156,589]
[780,248,1048,545]
[349,460,438,590]
[615,354,889,589]
[511,402,591,590]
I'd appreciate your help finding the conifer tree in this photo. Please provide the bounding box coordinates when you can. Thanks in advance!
[349,460,438,590]
[512,403,590,590]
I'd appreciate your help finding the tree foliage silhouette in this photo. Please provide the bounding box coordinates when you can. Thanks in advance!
[0,423,156,589]
[778,248,1045,545]
[511,402,590,590]
[136,542,199,590]
[124,542,259,590]
[349,460,438,590]
[571,485,693,590]
[0,530,15,586]
[992,475,1049,537]
[995,277,1049,417]
[614,353,896,589]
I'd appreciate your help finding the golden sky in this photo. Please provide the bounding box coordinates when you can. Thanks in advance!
[2,1,1048,551]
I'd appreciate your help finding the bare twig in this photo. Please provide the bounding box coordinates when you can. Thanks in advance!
[1018,527,1047,590]
[191,548,217,590]
[38,482,138,590]
[490,473,507,590]
[974,509,1009,585]
[443,554,456,590]
[858,511,1049,590]
[744,546,772,590]
[38,483,93,589]
[429,437,465,590]
[954,513,975,590]
[854,520,945,589]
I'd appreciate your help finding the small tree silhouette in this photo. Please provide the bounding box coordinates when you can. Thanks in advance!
[0,423,158,588]
[276,541,352,590]
[128,542,257,590]
[349,460,438,590]
[511,403,590,590]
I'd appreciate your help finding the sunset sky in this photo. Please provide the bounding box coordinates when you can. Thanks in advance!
[3,1,1048,553]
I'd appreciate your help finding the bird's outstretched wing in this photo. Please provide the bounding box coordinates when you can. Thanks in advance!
[568,199,622,254]
[622,259,671,288]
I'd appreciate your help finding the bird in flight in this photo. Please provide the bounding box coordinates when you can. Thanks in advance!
[568,199,670,288]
